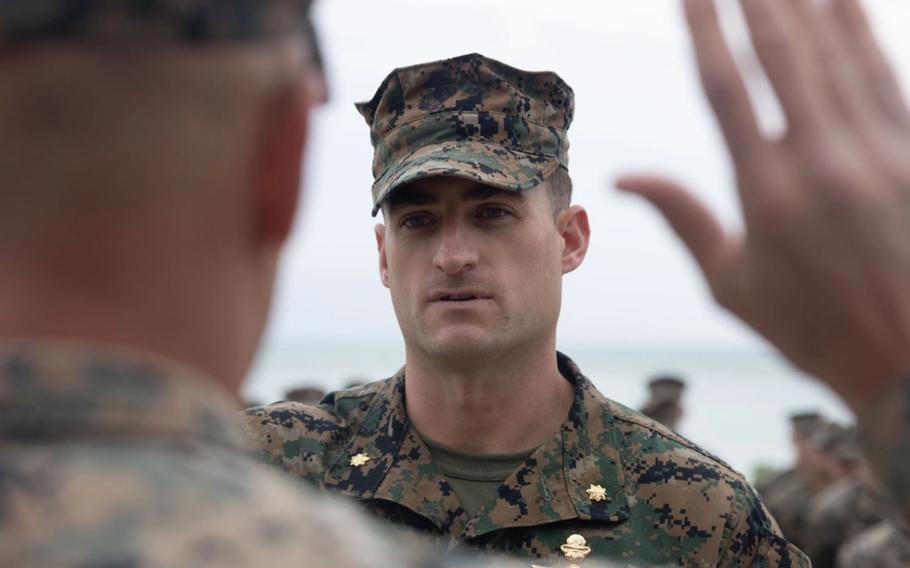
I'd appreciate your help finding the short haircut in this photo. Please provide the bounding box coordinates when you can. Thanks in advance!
[546,166,573,216]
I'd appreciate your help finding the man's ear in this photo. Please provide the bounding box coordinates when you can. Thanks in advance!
[557,205,590,274]
[375,223,390,288]
[253,80,310,246]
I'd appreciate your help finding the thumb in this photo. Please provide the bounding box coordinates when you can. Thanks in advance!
[616,175,727,275]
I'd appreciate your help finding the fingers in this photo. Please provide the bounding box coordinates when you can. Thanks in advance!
[790,0,875,129]
[683,0,765,170]
[739,0,834,136]
[616,175,728,276]
[831,0,910,128]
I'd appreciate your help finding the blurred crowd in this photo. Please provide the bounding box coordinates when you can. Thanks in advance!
[757,413,910,567]
[636,375,910,567]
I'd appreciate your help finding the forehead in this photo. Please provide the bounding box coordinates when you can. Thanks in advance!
[386,177,529,211]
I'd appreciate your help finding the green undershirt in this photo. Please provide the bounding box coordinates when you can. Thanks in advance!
[417,429,537,518]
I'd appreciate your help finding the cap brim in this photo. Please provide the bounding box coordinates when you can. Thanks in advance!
[371,141,560,216]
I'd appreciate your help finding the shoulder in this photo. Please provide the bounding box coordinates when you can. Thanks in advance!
[605,394,745,485]
[240,378,392,481]
[609,397,762,513]
[244,378,387,434]
[0,442,412,568]
[594,390,807,565]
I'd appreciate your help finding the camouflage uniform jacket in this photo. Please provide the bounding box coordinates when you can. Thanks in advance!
[802,476,891,568]
[0,342,427,568]
[837,517,910,568]
[245,352,809,567]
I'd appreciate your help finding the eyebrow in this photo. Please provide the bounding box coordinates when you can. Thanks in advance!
[387,182,524,213]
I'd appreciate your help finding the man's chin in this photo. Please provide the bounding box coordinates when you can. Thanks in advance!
[420,327,500,361]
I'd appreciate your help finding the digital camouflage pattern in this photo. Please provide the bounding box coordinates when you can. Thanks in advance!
[356,53,573,216]
[837,517,910,568]
[801,476,891,568]
[0,342,435,568]
[244,352,809,567]
[0,0,312,44]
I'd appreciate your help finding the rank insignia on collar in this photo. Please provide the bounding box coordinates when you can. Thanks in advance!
[349,453,370,467]
[585,484,607,502]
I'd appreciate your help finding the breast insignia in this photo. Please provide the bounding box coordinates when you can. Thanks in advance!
[561,533,592,566]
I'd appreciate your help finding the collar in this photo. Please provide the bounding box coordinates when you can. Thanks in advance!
[323,352,631,538]
[0,341,248,453]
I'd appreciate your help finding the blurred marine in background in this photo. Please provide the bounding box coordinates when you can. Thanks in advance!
[639,374,686,431]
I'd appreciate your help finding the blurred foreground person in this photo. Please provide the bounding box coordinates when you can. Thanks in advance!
[246,52,807,566]
[617,0,910,528]
[638,374,686,430]
[0,2,435,567]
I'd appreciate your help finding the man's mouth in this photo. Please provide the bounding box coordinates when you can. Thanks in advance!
[430,291,493,303]
[441,294,477,302]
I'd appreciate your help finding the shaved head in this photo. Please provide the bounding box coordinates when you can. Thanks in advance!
[0,35,315,391]
[0,39,307,242]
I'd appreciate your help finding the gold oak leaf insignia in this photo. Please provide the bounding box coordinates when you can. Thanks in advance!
[350,453,370,467]
[585,484,607,502]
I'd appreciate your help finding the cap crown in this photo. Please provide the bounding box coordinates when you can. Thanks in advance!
[357,53,574,214]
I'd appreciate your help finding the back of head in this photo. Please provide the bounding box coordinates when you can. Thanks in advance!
[0,1,316,390]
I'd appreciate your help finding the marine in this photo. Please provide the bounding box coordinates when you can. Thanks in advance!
[0,1,445,566]
[244,52,808,566]
[0,345,423,567]
[800,426,892,567]
[639,375,686,431]
[758,412,828,549]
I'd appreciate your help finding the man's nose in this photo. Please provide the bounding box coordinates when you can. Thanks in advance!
[433,222,478,274]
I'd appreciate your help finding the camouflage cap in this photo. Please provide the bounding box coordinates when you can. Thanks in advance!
[790,411,824,439]
[356,53,574,216]
[809,423,864,463]
[646,375,686,403]
[0,0,312,45]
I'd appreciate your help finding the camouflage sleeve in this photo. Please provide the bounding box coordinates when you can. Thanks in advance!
[240,401,343,485]
[716,484,811,568]
[858,376,910,524]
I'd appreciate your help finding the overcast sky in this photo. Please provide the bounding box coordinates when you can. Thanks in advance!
[262,0,910,352]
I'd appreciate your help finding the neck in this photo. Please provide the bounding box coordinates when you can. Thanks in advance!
[0,243,261,399]
[403,339,575,455]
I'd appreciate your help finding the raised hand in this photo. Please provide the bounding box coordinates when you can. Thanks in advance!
[617,0,910,519]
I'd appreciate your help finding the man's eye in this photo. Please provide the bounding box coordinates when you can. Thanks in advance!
[401,214,433,229]
[478,207,510,219]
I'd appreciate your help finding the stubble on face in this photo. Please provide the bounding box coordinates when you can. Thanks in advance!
[380,177,565,366]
